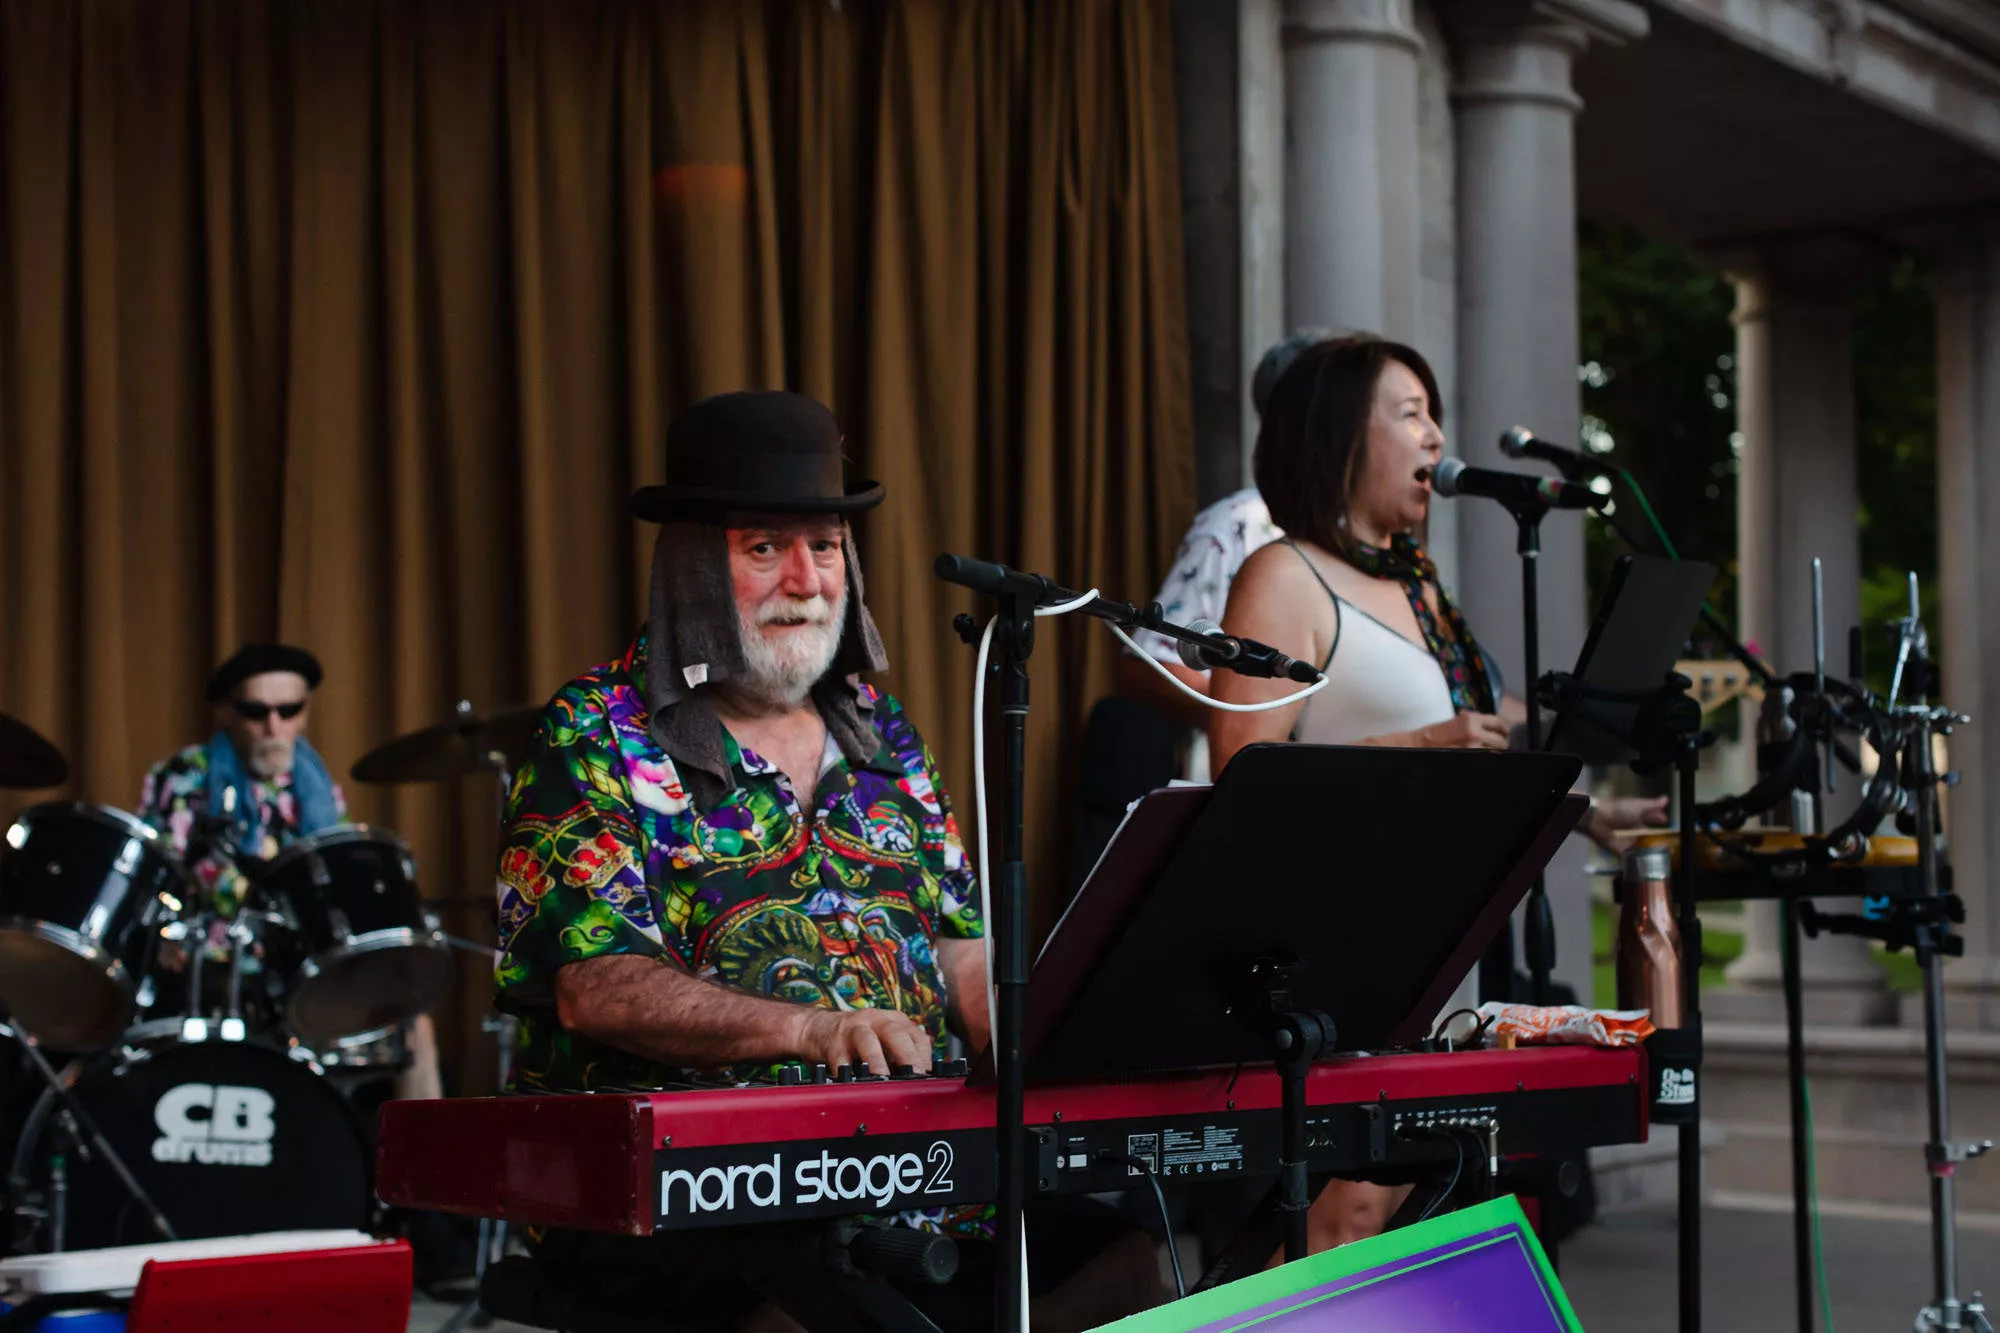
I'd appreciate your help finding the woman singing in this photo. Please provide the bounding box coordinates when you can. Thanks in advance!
[1206,334,1663,1249]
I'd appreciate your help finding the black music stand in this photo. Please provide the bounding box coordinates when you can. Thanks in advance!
[1544,554,1717,765]
[1009,743,1586,1264]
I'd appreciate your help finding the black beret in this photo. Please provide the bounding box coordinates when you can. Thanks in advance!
[207,644,324,703]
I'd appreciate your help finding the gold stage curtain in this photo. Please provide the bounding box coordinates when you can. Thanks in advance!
[0,0,1192,1089]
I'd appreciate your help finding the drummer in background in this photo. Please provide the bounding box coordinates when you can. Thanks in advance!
[136,643,442,1102]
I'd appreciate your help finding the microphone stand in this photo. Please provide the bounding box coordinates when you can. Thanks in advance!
[1477,497,1558,1005]
[0,1002,177,1245]
[933,553,1317,1331]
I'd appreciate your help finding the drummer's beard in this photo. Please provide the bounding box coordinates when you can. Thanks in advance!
[246,738,297,779]
[727,587,848,712]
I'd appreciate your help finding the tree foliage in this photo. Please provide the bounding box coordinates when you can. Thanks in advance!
[1576,224,1937,692]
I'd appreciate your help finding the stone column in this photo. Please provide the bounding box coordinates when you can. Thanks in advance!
[1932,223,2000,1026]
[1442,0,1642,1003]
[1283,0,1423,342]
[1717,244,1889,1025]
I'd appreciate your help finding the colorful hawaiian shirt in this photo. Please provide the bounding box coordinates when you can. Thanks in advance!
[138,744,349,920]
[494,631,983,1096]
[1127,487,1283,666]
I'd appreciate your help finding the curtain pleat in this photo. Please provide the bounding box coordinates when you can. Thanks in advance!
[0,0,1192,1088]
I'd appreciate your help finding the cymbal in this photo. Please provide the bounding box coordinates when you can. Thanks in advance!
[0,712,67,790]
[351,702,542,785]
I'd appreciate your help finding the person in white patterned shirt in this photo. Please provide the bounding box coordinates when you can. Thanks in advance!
[1117,331,1330,769]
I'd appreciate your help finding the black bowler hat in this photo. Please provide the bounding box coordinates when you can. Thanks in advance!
[629,391,883,523]
[207,644,323,703]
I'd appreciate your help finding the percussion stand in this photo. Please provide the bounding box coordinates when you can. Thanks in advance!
[0,1002,177,1245]
[1536,668,1711,1333]
[1792,605,1992,1332]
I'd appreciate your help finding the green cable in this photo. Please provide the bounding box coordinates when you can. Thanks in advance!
[1613,463,1761,673]
[1614,464,1680,560]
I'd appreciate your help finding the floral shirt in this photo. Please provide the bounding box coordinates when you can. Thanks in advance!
[138,744,349,920]
[494,632,984,1095]
[1128,487,1283,666]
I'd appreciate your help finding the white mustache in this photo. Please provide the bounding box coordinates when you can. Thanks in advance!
[754,596,836,628]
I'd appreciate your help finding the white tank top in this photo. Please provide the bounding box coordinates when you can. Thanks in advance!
[1283,547,1457,745]
[1278,543,1478,1023]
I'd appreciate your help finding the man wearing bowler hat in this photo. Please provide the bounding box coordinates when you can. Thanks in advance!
[494,391,1158,1330]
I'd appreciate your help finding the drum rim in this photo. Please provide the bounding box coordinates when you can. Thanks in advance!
[293,926,449,977]
[286,928,451,1039]
[0,917,134,1049]
[263,824,413,871]
[0,915,139,973]
[5,803,184,870]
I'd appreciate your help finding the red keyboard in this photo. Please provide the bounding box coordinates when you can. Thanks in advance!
[377,1047,1647,1234]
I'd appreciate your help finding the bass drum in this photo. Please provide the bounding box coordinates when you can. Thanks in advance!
[8,1035,370,1250]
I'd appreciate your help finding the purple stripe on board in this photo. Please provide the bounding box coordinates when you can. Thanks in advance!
[1185,1225,1566,1332]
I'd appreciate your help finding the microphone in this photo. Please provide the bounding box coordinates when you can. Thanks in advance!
[1430,458,1601,515]
[1176,618,1323,684]
[933,553,1069,603]
[1498,426,1614,480]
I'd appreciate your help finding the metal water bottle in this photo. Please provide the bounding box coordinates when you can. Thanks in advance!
[1616,842,1684,1029]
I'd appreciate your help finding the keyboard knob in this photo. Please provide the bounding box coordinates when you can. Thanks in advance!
[890,1063,919,1080]
[812,1063,832,1084]
[939,1058,969,1079]
[836,1064,857,1083]
[779,1064,805,1086]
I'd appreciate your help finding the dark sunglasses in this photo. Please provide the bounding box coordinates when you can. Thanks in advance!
[229,699,308,722]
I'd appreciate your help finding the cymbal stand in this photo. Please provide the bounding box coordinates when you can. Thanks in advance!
[0,1002,176,1245]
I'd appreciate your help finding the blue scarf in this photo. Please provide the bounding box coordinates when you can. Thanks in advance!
[204,730,342,854]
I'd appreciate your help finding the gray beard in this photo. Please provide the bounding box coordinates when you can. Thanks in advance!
[727,589,848,711]
[246,741,295,780]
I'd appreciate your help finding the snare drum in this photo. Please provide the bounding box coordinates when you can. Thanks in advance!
[0,805,187,1049]
[261,826,450,1042]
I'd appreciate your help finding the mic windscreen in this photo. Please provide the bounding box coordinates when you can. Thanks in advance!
[1499,426,1533,459]
[1177,618,1226,671]
[1430,457,1467,497]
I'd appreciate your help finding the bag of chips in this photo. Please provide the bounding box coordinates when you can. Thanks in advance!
[1473,1002,1656,1049]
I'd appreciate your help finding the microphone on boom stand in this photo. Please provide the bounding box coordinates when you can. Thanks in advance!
[1430,458,1604,515]
[1176,618,1323,684]
[1498,425,1616,482]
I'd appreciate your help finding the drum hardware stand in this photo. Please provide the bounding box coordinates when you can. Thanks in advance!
[1536,667,1712,1333]
[0,1001,177,1244]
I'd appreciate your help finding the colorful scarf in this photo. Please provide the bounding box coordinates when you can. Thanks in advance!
[204,730,342,854]
[1344,532,1497,714]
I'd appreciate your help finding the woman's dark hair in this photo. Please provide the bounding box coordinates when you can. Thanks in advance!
[1252,334,1443,558]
